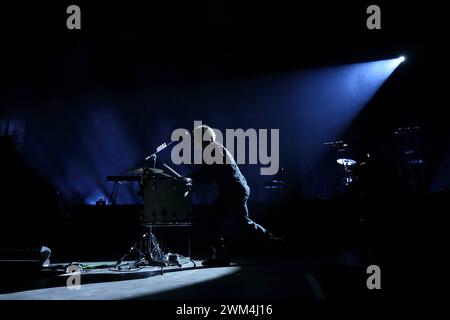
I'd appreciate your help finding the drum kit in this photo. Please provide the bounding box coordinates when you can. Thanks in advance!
[326,126,424,192]
[324,140,358,187]
[107,144,193,270]
[336,158,357,186]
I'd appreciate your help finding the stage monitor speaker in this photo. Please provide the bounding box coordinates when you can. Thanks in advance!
[0,246,50,272]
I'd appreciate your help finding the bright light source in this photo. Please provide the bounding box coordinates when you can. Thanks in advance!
[398,56,406,63]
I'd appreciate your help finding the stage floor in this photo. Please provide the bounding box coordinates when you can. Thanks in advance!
[0,257,339,300]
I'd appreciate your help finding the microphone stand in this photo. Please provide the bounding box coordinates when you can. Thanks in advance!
[115,138,183,269]
[145,140,177,168]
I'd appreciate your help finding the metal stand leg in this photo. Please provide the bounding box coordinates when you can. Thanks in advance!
[108,182,120,205]
[115,225,182,272]
[115,233,147,266]
[188,226,191,259]
[114,221,196,274]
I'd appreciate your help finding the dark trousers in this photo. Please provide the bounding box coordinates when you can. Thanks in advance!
[207,189,267,254]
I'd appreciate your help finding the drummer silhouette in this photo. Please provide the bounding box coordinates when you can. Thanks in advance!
[188,125,279,266]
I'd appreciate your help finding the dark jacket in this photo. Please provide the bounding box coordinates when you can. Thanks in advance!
[190,142,250,199]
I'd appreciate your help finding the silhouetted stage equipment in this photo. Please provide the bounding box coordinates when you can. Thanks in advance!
[324,140,358,190]
[106,175,140,205]
[336,158,357,186]
[109,164,192,270]
[393,126,424,191]
[126,167,164,175]
[324,140,348,152]
[393,126,421,136]
[106,168,169,204]
[109,137,193,269]
[336,158,357,167]
[106,175,141,182]
[142,176,192,225]
[0,246,51,272]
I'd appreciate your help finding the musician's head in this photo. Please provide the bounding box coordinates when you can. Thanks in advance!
[193,124,216,149]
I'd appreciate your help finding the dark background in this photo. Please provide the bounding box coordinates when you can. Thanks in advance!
[1,1,449,298]
[1,1,448,201]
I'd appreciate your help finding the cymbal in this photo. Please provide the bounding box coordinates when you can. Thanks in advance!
[126,167,164,175]
[336,158,357,166]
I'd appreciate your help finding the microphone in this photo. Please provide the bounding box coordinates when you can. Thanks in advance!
[145,140,178,160]
[144,131,189,160]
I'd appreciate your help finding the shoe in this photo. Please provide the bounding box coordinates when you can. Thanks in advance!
[202,237,230,267]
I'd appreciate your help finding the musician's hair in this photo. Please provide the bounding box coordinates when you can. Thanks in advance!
[193,124,216,143]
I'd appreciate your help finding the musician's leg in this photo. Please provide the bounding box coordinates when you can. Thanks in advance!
[202,198,231,267]
[220,193,267,256]
[227,196,283,257]
[203,193,283,265]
